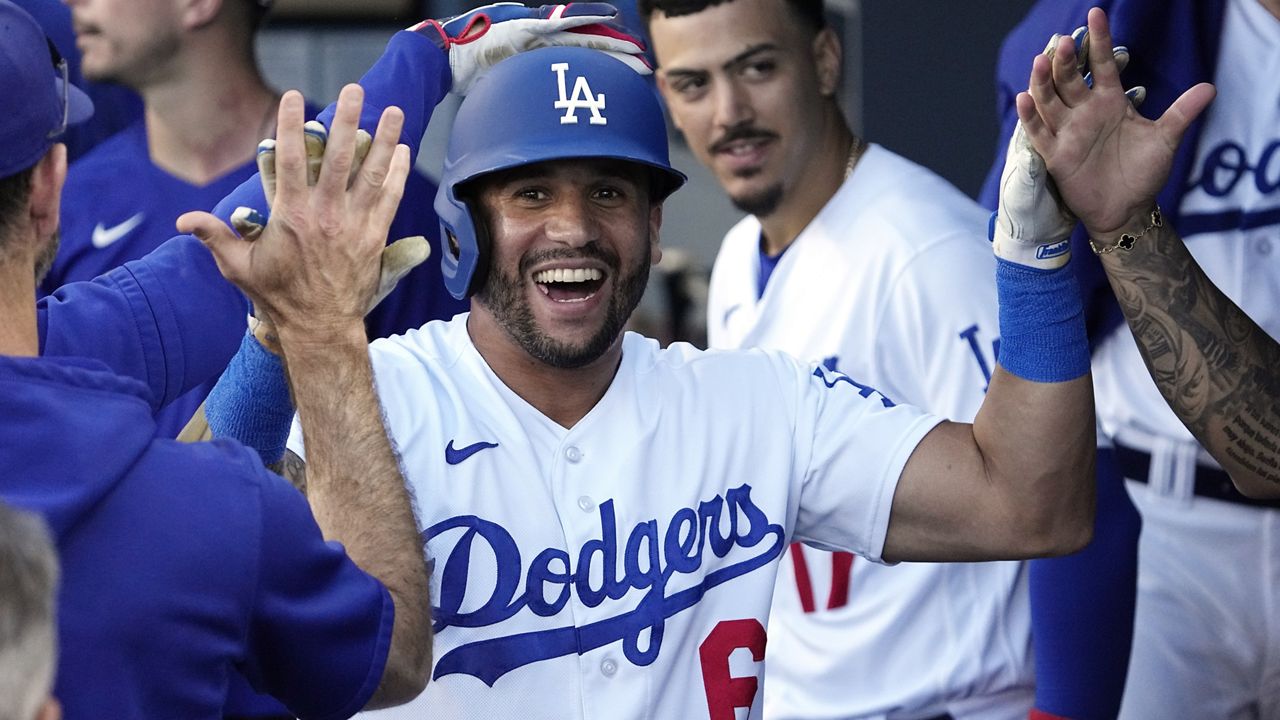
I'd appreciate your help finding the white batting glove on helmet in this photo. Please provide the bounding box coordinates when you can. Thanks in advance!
[411,2,651,96]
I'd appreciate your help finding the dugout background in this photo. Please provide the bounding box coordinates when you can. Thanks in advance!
[257,0,1036,269]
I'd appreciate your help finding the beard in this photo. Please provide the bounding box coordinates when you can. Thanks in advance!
[728,181,785,218]
[33,231,59,285]
[475,242,651,369]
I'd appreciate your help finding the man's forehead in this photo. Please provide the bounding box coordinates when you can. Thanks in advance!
[649,0,799,68]
[479,158,649,188]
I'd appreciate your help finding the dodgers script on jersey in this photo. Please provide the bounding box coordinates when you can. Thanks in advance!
[708,146,1033,719]
[287,315,942,720]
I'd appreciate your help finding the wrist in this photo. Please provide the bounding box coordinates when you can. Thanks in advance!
[277,320,369,358]
[1087,205,1162,255]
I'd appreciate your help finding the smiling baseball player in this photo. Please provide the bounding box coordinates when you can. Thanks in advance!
[199,18,1098,720]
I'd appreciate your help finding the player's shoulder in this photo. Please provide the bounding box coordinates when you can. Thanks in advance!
[368,314,470,376]
[627,333,808,397]
[843,147,990,250]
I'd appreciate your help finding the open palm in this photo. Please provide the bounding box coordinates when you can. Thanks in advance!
[1017,8,1215,239]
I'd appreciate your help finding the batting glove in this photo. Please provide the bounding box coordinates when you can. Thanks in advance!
[411,2,651,95]
[991,28,1145,270]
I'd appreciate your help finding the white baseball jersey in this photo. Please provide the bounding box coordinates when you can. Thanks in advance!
[289,314,942,720]
[707,145,1032,720]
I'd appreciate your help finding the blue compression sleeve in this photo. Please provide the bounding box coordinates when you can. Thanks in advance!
[1030,447,1140,720]
[205,332,293,465]
[995,258,1090,382]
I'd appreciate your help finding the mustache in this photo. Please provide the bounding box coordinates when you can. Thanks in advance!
[709,124,778,155]
[519,243,619,277]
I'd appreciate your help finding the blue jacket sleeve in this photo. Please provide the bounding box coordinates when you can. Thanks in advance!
[37,233,248,413]
[317,31,452,163]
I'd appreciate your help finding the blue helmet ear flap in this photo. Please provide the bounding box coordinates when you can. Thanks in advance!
[436,179,490,300]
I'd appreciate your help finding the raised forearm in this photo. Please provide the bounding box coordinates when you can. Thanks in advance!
[1100,221,1280,498]
[281,326,432,704]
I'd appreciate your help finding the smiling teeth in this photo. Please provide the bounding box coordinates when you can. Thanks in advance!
[534,268,603,283]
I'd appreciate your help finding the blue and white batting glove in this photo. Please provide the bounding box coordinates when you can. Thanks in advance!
[411,2,651,96]
[991,28,1144,270]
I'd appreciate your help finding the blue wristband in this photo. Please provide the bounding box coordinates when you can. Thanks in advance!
[205,331,294,465]
[995,258,1090,382]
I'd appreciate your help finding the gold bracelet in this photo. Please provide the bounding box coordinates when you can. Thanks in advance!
[1089,206,1163,255]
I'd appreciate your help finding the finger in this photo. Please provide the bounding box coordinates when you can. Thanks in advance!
[1027,53,1068,133]
[352,105,406,209]
[1125,85,1147,110]
[178,210,251,282]
[315,84,364,202]
[303,121,328,186]
[1085,7,1122,90]
[1015,92,1055,153]
[1157,82,1216,150]
[368,144,411,240]
[271,91,310,209]
[350,129,372,188]
[256,139,277,205]
[1070,25,1090,76]
[229,206,266,241]
[1113,45,1130,74]
[369,235,432,311]
[1051,34,1091,107]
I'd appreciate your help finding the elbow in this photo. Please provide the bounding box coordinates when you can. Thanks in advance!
[1037,510,1094,557]
[366,595,433,709]
[1014,469,1096,558]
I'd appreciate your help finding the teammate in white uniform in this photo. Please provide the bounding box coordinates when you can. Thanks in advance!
[643,2,1141,718]
[210,35,1100,720]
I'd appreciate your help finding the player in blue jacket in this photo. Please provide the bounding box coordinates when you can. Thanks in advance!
[1,1,431,716]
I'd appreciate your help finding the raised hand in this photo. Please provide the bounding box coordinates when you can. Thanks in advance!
[178,85,411,343]
[1017,7,1215,242]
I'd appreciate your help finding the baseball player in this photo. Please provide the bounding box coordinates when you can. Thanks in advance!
[642,2,1141,718]
[46,0,465,440]
[984,3,1280,717]
[0,1,432,714]
[203,25,1100,719]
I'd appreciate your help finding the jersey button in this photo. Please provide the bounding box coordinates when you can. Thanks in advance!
[600,658,618,677]
[565,446,583,463]
[1257,237,1273,256]
[577,495,595,512]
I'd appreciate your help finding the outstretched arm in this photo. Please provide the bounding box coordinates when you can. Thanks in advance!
[1019,9,1280,498]
[181,87,431,707]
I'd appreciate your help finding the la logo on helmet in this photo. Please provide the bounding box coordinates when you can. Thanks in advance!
[552,62,607,126]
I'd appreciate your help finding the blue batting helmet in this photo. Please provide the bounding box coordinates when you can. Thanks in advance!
[435,46,686,300]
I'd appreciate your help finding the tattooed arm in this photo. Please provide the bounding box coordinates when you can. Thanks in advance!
[1013,13,1280,493]
[1098,223,1280,497]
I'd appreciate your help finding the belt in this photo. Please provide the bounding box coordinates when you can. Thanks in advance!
[1115,444,1280,509]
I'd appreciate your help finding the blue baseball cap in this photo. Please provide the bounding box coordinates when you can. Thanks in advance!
[0,0,94,178]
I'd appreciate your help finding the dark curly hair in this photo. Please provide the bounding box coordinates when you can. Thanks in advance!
[637,0,826,33]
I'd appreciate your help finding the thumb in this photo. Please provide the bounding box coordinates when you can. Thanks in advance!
[369,236,431,312]
[178,210,249,281]
[1158,82,1215,149]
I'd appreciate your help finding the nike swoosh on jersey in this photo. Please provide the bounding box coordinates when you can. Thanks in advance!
[445,439,500,465]
[91,213,145,249]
